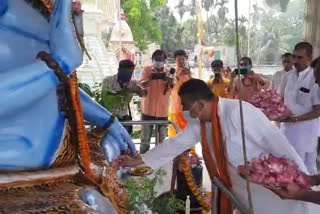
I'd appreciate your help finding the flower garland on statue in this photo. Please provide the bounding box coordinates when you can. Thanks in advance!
[40,0,82,14]
[40,0,54,12]
[37,1,128,213]
[179,154,211,212]
[71,74,128,214]
[70,73,97,182]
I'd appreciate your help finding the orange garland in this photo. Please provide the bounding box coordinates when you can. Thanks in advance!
[69,73,98,182]
[180,155,211,212]
[40,0,54,12]
[200,97,233,214]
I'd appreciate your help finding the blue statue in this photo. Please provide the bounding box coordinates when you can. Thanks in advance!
[0,0,135,213]
[0,0,135,169]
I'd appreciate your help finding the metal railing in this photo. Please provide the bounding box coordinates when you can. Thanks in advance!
[120,120,181,146]
[212,177,250,214]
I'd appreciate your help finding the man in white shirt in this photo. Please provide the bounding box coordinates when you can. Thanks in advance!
[271,53,294,92]
[119,79,320,214]
[277,42,320,175]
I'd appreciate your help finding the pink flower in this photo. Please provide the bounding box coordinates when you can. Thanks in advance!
[249,90,292,119]
[204,196,211,204]
[189,154,201,165]
[251,96,263,104]
[238,153,310,189]
[238,165,248,176]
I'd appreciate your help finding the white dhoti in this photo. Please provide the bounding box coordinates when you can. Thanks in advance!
[281,119,319,175]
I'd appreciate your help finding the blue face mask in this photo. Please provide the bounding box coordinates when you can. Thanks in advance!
[240,65,252,71]
[117,72,131,83]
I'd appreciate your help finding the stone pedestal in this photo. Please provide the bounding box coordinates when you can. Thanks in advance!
[304,0,320,57]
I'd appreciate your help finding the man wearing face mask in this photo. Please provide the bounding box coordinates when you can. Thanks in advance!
[139,50,171,153]
[228,57,270,102]
[101,59,146,134]
[118,78,319,214]
[276,42,320,175]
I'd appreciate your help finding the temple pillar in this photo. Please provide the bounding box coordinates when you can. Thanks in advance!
[304,0,320,57]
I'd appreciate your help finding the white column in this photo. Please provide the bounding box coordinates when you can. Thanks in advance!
[304,0,320,57]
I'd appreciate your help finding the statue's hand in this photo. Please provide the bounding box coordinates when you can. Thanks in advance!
[101,119,136,162]
[50,0,82,74]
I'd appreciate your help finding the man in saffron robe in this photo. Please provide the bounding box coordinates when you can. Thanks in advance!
[119,79,320,214]
[168,49,192,137]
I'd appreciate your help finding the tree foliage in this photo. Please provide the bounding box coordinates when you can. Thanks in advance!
[203,0,304,64]
[121,0,304,64]
[249,0,304,64]
[121,0,165,51]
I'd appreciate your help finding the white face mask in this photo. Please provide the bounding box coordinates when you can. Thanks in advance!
[182,102,202,122]
[152,60,165,69]
[183,110,193,122]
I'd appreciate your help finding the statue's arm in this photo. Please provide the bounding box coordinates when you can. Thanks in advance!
[80,89,136,162]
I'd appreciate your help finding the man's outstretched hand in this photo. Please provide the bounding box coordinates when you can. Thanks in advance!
[267,183,306,200]
[118,155,144,168]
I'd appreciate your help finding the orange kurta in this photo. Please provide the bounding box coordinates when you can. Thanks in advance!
[140,66,170,118]
[168,67,192,137]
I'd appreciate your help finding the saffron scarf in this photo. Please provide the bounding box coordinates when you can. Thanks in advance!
[200,97,233,214]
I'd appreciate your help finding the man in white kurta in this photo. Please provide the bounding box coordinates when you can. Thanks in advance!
[278,42,320,175]
[271,52,294,92]
[119,79,320,214]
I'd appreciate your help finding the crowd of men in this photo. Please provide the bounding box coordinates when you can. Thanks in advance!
[102,41,320,210]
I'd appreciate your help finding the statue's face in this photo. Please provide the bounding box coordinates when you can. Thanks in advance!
[0,0,50,71]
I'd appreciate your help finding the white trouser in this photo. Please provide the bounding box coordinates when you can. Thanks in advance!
[281,119,319,175]
[296,150,318,175]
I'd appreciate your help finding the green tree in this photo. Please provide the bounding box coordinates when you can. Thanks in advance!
[215,0,229,25]
[219,18,248,55]
[121,0,165,51]
[204,14,219,45]
[202,0,214,20]
[187,0,197,17]
[249,0,304,64]
[181,19,198,50]
[175,0,187,23]
[155,6,184,54]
